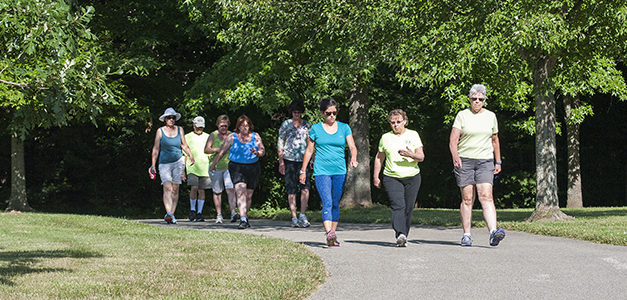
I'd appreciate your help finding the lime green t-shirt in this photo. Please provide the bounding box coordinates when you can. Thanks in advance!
[452,108,498,160]
[378,129,423,178]
[184,131,210,176]
[209,130,231,170]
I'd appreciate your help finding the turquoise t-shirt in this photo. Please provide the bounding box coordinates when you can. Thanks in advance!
[309,121,352,176]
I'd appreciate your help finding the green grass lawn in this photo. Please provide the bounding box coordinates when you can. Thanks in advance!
[0,213,325,299]
[250,206,627,246]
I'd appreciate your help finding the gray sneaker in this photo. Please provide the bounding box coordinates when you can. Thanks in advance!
[215,214,223,224]
[461,234,472,246]
[298,215,311,228]
[396,234,407,247]
[291,217,299,227]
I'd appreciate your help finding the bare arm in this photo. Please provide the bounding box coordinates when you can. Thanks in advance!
[179,127,194,165]
[277,124,286,173]
[204,132,217,154]
[492,133,501,174]
[251,132,265,157]
[449,127,462,168]
[299,137,315,184]
[149,129,162,175]
[345,134,358,168]
[373,151,386,188]
[210,134,233,171]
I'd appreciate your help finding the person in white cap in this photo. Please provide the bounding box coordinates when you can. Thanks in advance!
[184,116,212,222]
[150,107,194,224]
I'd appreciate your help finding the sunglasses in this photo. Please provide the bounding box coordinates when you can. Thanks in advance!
[165,116,176,120]
[219,125,228,128]
[470,97,486,102]
[325,111,337,116]
[389,120,404,125]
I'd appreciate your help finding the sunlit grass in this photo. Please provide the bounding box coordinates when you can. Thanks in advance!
[251,206,627,246]
[0,213,325,299]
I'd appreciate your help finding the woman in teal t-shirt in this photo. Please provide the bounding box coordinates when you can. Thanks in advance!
[299,97,358,247]
[373,109,424,247]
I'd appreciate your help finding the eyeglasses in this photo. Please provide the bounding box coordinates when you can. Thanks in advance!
[325,111,337,116]
[165,116,176,120]
[219,125,228,128]
[470,97,486,102]
[389,120,404,125]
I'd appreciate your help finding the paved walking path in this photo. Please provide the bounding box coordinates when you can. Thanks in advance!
[139,218,627,299]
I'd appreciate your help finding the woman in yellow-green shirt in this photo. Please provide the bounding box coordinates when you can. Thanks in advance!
[373,109,425,247]
[449,84,505,247]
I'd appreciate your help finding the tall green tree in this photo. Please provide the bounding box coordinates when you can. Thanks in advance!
[184,0,410,207]
[1,0,116,211]
[396,0,626,220]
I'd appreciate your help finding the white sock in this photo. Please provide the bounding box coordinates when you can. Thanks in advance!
[463,232,471,237]
[490,229,496,234]
[197,200,205,214]
[299,213,306,218]
[190,199,197,212]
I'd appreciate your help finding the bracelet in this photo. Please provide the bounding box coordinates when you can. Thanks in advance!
[495,161,502,165]
[299,169,306,174]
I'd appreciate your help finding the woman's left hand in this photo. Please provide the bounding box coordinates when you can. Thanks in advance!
[350,160,358,168]
[398,147,413,158]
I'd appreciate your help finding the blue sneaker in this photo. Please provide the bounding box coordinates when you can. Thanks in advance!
[461,234,472,246]
[170,213,178,224]
[490,228,506,246]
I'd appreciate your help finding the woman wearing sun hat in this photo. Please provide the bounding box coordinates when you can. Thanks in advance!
[150,107,195,224]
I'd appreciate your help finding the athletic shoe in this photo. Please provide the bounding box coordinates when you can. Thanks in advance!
[489,228,506,246]
[326,230,339,247]
[195,213,205,222]
[170,214,178,224]
[238,220,250,229]
[461,234,472,247]
[188,210,196,222]
[230,213,240,223]
[215,214,223,224]
[298,215,311,228]
[396,234,407,247]
[291,217,299,227]
[164,213,173,224]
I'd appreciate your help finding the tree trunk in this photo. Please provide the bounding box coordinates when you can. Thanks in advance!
[527,55,570,222]
[564,95,583,208]
[342,78,373,208]
[6,133,33,212]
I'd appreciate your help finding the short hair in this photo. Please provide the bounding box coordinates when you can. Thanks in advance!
[319,97,338,112]
[468,84,487,98]
[388,109,408,122]
[288,100,305,113]
[234,115,254,133]
[216,114,230,127]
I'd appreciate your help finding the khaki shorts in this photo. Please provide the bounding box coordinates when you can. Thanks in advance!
[187,173,212,189]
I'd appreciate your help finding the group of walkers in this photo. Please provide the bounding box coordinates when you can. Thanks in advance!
[149,84,506,247]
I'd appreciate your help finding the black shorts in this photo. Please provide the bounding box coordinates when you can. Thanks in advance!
[284,159,311,195]
[228,161,261,190]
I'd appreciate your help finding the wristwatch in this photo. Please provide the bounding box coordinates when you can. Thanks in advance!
[299,169,306,174]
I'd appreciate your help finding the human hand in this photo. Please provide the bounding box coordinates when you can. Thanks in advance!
[250,147,259,156]
[182,172,187,182]
[278,162,285,175]
[299,173,306,185]
[373,177,381,188]
[189,157,195,166]
[452,155,462,169]
[398,146,413,158]
[350,160,358,168]
[209,164,216,172]
[148,166,157,179]
[494,164,502,174]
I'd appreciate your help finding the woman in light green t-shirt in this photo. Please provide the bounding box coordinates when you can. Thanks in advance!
[373,109,424,247]
[449,84,505,247]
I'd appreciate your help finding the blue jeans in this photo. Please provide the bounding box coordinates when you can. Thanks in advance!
[315,174,346,222]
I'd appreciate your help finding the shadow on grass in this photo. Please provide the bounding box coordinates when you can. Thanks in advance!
[0,249,103,286]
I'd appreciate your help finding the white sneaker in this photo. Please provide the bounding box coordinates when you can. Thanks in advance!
[215,214,223,224]
[396,234,407,247]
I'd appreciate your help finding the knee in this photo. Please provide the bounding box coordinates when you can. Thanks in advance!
[461,197,474,206]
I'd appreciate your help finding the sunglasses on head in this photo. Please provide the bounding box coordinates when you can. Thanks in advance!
[470,97,486,102]
[325,111,337,116]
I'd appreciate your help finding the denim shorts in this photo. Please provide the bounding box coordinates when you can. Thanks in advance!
[284,159,311,194]
[159,156,185,185]
[453,157,495,187]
